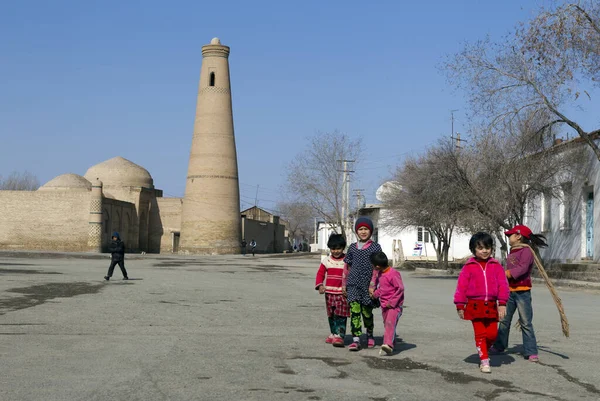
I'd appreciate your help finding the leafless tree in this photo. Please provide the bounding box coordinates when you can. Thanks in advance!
[284,130,361,238]
[438,115,583,256]
[379,142,468,268]
[276,201,315,242]
[444,1,600,160]
[0,171,40,190]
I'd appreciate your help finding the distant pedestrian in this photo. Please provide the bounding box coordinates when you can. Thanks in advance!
[104,232,128,280]
[454,232,509,373]
[342,217,382,351]
[250,239,257,256]
[241,239,247,256]
[315,234,349,348]
[369,251,404,356]
[491,225,548,363]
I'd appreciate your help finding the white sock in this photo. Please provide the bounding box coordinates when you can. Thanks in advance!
[353,336,360,343]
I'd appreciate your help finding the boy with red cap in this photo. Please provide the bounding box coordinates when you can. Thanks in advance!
[491,225,548,362]
[342,217,382,351]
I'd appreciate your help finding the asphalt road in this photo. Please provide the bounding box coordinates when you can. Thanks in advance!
[0,253,598,401]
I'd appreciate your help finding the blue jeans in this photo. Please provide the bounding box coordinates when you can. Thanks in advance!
[494,290,538,356]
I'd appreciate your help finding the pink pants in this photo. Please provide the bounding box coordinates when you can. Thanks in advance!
[382,307,403,347]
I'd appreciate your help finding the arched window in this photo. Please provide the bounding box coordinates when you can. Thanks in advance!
[209,72,215,86]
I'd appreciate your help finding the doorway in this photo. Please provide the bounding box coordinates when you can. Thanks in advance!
[172,232,180,253]
[586,192,593,259]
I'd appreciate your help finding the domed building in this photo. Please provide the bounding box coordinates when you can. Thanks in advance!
[0,156,184,253]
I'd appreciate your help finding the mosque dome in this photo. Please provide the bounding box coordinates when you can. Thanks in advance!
[39,173,92,191]
[84,156,154,189]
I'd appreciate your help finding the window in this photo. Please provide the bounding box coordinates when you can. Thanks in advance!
[541,193,552,232]
[209,72,215,86]
[417,227,430,243]
[559,183,572,230]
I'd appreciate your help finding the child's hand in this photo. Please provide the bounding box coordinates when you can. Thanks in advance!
[498,305,506,319]
[457,310,465,320]
[368,288,374,297]
[317,285,325,295]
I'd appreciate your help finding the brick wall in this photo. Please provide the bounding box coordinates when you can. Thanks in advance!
[149,197,182,253]
[0,190,90,251]
[102,198,137,252]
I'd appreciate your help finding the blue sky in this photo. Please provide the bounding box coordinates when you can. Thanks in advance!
[1,0,597,211]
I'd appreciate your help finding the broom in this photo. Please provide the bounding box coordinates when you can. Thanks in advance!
[511,244,569,338]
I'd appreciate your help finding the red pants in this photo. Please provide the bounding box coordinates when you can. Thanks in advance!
[472,318,498,360]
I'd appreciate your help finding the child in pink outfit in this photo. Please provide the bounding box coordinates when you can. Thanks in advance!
[454,232,509,374]
[368,251,404,356]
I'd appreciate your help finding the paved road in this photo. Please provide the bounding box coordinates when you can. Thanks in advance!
[0,253,598,401]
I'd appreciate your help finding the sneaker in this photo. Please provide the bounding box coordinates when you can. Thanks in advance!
[489,345,504,355]
[123,277,129,280]
[332,335,345,348]
[367,336,375,348]
[480,359,491,373]
[104,276,110,281]
[325,334,335,344]
[380,344,393,355]
[348,341,361,352]
[527,355,539,362]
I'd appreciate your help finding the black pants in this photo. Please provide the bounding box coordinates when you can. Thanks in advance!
[107,259,128,278]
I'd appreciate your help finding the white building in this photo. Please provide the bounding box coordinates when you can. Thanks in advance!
[315,183,472,266]
[524,138,598,263]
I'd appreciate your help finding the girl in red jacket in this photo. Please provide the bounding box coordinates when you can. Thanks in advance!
[454,232,509,373]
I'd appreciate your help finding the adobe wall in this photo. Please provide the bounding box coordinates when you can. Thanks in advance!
[149,197,182,253]
[243,219,285,253]
[0,191,90,251]
[102,198,137,252]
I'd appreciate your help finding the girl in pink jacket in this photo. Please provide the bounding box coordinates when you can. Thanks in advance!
[369,251,404,356]
[454,232,509,373]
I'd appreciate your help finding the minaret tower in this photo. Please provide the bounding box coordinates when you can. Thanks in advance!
[180,37,241,254]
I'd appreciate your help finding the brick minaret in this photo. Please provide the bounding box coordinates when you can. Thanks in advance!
[180,38,241,254]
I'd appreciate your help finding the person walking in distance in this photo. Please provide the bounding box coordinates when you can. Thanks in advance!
[104,232,128,280]
[250,239,257,256]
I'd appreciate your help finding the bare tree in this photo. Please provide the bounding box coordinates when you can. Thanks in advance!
[0,171,40,190]
[438,115,583,256]
[380,142,468,268]
[284,130,361,237]
[276,201,315,242]
[444,1,600,160]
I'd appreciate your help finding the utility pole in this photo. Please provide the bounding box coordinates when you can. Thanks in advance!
[337,159,355,239]
[450,110,466,151]
[353,189,365,210]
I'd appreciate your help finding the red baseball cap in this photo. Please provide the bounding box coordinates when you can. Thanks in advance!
[504,225,532,239]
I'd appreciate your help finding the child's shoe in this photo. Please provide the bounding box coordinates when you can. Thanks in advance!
[367,336,375,348]
[103,276,110,281]
[527,355,539,362]
[325,334,335,344]
[380,344,393,355]
[479,359,491,373]
[348,341,361,352]
[332,335,345,348]
[489,345,504,355]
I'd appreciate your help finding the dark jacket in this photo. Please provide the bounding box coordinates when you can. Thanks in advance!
[109,232,125,261]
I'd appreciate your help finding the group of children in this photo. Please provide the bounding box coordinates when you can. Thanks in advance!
[315,218,546,373]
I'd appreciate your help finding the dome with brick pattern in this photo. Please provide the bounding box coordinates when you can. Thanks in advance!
[84,156,154,189]
[39,173,92,191]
